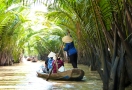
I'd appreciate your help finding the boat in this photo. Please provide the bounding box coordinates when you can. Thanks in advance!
[32,58,38,62]
[27,57,32,61]
[32,60,37,62]
[36,68,85,81]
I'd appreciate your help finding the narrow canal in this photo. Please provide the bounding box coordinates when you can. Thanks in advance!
[0,58,103,90]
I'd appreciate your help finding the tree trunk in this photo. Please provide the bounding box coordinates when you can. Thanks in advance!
[118,44,125,90]
[102,48,109,90]
[0,51,13,66]
[90,52,97,71]
[76,21,82,63]
[109,56,119,90]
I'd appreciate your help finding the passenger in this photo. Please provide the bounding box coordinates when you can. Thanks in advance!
[42,57,49,73]
[41,52,56,73]
[45,57,49,72]
[52,57,64,73]
[47,57,54,73]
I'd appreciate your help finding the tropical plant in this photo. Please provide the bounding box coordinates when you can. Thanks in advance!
[0,0,28,64]
[1,0,132,89]
[44,0,132,90]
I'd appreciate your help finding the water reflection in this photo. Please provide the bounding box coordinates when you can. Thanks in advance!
[0,58,103,90]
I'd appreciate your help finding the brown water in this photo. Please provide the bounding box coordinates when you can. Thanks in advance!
[0,58,103,90]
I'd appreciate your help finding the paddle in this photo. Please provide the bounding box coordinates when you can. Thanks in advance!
[46,43,64,81]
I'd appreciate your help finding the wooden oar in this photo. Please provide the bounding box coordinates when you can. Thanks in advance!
[46,43,64,81]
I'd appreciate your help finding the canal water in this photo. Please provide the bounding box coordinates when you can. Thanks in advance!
[0,58,103,90]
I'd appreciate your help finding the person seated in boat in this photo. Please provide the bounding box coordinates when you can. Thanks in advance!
[42,52,56,73]
[32,56,35,61]
[42,57,49,73]
[52,57,64,73]
[47,57,54,73]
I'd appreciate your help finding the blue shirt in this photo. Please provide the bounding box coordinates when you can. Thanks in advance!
[48,58,53,69]
[63,42,77,56]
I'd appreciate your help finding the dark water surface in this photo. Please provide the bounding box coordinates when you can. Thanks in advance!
[0,58,103,90]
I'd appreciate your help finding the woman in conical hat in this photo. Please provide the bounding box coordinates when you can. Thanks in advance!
[62,35,78,68]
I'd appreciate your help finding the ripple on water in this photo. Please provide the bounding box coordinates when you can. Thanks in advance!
[63,84,74,88]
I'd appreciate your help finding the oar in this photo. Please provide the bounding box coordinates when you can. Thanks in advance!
[46,43,64,81]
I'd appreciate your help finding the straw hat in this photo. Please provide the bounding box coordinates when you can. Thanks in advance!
[62,35,73,43]
[48,52,56,58]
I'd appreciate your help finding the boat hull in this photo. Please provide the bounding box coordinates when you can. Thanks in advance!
[37,68,85,81]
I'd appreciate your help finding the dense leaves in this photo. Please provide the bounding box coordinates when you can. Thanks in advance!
[0,0,65,64]
[44,0,132,90]
[1,0,132,90]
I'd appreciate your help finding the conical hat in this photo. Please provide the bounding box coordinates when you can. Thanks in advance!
[62,35,73,43]
[48,52,56,57]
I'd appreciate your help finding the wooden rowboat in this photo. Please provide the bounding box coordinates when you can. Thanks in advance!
[32,58,38,62]
[27,57,32,61]
[32,60,37,62]
[36,68,85,81]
